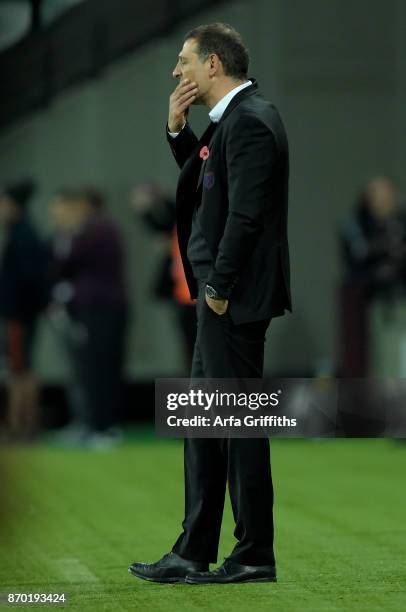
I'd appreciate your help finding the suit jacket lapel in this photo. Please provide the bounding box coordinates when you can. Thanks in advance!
[196,78,259,191]
[196,128,219,191]
[197,158,207,192]
[178,120,217,193]
[179,78,259,193]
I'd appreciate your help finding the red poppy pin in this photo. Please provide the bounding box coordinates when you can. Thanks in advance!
[199,146,210,160]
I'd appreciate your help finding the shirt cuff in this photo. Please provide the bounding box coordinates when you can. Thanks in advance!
[167,123,186,138]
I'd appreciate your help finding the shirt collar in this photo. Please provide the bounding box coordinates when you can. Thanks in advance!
[209,80,252,123]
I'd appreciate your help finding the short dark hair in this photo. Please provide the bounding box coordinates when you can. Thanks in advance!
[184,23,249,81]
[78,186,105,211]
[53,187,77,202]
[53,186,105,211]
[2,178,36,210]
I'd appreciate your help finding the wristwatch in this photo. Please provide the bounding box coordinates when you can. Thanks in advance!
[205,284,224,300]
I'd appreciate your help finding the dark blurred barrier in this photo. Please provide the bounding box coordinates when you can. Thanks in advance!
[0,381,155,429]
[0,0,230,132]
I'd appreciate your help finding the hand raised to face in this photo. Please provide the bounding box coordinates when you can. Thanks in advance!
[168,79,199,132]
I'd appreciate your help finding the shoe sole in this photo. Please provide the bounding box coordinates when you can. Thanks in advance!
[185,576,277,585]
[128,567,185,583]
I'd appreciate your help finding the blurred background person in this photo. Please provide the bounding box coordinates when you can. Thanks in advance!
[49,186,128,448]
[48,188,88,441]
[131,182,196,372]
[0,179,49,441]
[337,177,406,376]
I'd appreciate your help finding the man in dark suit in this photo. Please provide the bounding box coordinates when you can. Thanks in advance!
[129,22,291,585]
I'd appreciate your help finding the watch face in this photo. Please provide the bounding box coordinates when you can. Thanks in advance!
[206,285,216,298]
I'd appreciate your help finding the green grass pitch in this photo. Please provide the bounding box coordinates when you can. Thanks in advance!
[0,434,405,611]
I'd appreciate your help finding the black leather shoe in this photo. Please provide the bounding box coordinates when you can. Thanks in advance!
[185,558,277,584]
[128,552,209,583]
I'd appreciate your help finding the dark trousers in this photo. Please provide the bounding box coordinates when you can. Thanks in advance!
[172,284,275,566]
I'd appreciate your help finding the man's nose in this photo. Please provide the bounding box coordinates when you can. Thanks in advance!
[172,63,181,79]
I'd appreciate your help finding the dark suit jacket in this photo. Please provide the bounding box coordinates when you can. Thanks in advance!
[167,78,292,325]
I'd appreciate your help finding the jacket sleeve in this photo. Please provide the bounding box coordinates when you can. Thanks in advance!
[166,122,199,169]
[206,115,279,299]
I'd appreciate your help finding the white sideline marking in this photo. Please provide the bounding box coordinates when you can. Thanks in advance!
[54,558,101,584]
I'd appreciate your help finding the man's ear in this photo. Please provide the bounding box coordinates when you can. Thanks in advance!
[208,53,221,76]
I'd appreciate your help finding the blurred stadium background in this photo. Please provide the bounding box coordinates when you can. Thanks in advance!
[0,1,405,610]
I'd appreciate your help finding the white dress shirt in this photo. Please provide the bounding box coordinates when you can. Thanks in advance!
[168,80,252,137]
